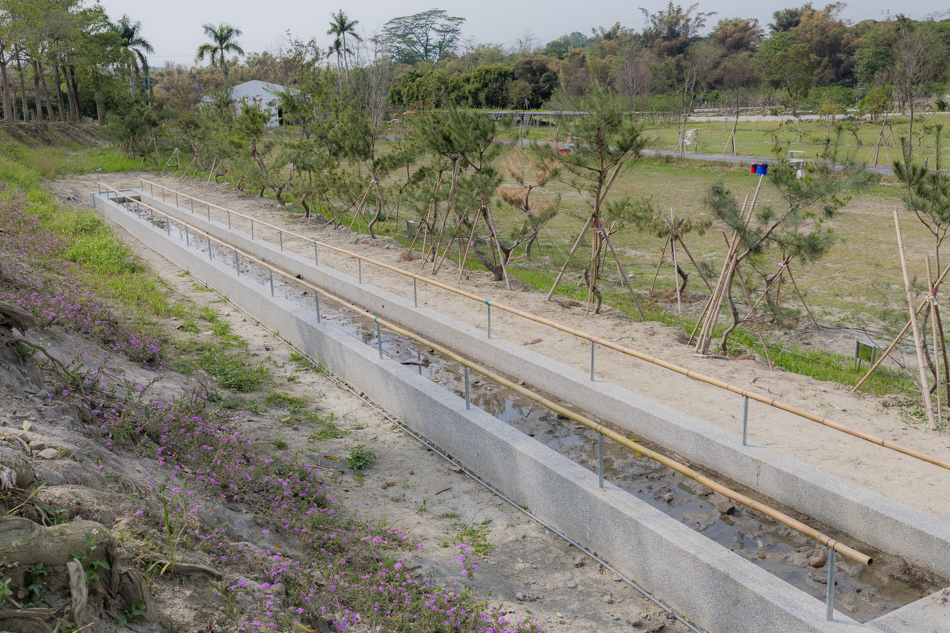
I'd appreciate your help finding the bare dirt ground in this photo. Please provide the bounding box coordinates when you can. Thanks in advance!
[61,171,950,523]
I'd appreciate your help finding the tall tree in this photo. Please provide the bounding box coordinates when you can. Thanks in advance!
[769,4,813,33]
[111,14,153,95]
[196,22,244,83]
[381,9,465,64]
[889,15,945,148]
[326,10,361,78]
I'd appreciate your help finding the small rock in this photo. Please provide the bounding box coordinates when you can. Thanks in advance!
[30,442,47,452]
[809,551,828,568]
[565,579,577,589]
[381,480,396,489]
[269,583,286,597]
[515,593,525,601]
[572,556,584,568]
[627,616,642,627]
[613,573,623,582]
[449,466,462,474]
[38,448,59,460]
[602,594,613,604]
[36,391,48,401]
[661,493,675,504]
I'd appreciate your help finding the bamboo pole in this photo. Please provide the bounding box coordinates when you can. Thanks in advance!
[675,235,713,292]
[895,209,936,430]
[456,215,483,284]
[670,209,681,314]
[928,256,942,426]
[852,260,950,392]
[650,239,668,292]
[484,205,512,291]
[546,214,593,301]
[604,233,646,321]
[734,263,774,370]
[786,264,821,329]
[104,180,950,471]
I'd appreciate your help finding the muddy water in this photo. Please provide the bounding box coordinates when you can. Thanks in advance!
[132,203,946,623]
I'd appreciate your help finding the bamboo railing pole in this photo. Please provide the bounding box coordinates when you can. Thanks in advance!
[895,210,936,430]
[100,181,950,471]
[929,257,942,426]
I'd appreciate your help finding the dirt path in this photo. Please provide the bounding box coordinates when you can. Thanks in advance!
[59,172,950,527]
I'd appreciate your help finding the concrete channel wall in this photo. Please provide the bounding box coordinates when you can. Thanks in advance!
[94,191,948,633]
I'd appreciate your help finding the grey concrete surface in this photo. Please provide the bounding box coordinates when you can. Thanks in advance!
[136,189,950,581]
[93,191,947,632]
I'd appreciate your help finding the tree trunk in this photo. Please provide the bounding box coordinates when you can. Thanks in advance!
[38,62,56,122]
[68,65,81,122]
[30,60,43,121]
[14,48,29,122]
[0,57,11,122]
[53,64,66,122]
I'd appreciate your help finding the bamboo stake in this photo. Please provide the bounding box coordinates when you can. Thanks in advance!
[484,205,512,291]
[928,256,942,426]
[894,209,935,430]
[670,209,681,314]
[742,262,787,321]
[602,232,645,320]
[934,302,950,406]
[675,235,713,292]
[456,215,483,284]
[699,176,765,353]
[650,239,668,292]
[785,264,821,329]
[546,214,594,301]
[734,263,774,370]
[851,259,950,392]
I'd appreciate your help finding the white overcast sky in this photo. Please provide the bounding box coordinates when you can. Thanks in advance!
[94,0,938,68]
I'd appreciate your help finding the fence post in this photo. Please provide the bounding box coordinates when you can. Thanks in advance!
[315,293,321,323]
[486,301,491,338]
[251,220,254,240]
[413,278,418,307]
[269,270,274,296]
[185,226,189,247]
[235,250,240,275]
[279,231,283,251]
[590,341,596,381]
[314,241,318,265]
[598,434,604,489]
[227,210,231,230]
[742,396,749,446]
[826,548,836,620]
[376,320,383,358]
[208,236,212,259]
[464,366,470,409]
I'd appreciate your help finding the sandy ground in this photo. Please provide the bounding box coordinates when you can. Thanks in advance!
[58,173,950,522]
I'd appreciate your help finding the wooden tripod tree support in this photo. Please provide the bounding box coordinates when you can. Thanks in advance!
[546,215,594,301]
[851,258,950,392]
[894,209,936,430]
[604,232,646,321]
[694,174,765,355]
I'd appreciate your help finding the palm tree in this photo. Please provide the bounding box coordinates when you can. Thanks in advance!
[196,23,245,83]
[112,15,154,94]
[328,37,344,92]
[327,10,361,77]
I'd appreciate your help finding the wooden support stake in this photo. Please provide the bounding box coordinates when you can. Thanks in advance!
[895,209,936,430]
[928,256,942,426]
[851,259,950,392]
[670,209,682,314]
[546,214,594,301]
[786,264,821,329]
[734,264,774,370]
[605,233,646,321]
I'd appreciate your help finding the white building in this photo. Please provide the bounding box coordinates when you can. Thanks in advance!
[230,80,298,127]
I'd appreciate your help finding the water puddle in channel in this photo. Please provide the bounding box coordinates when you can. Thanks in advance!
[128,200,947,623]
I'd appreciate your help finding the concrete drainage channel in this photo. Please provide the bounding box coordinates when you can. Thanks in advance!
[92,187,950,633]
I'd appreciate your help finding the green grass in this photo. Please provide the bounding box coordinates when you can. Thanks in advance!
[453,519,492,555]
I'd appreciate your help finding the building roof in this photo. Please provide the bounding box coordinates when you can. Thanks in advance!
[230,80,299,101]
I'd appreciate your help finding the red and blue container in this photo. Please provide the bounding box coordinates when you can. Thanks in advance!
[750,162,769,175]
